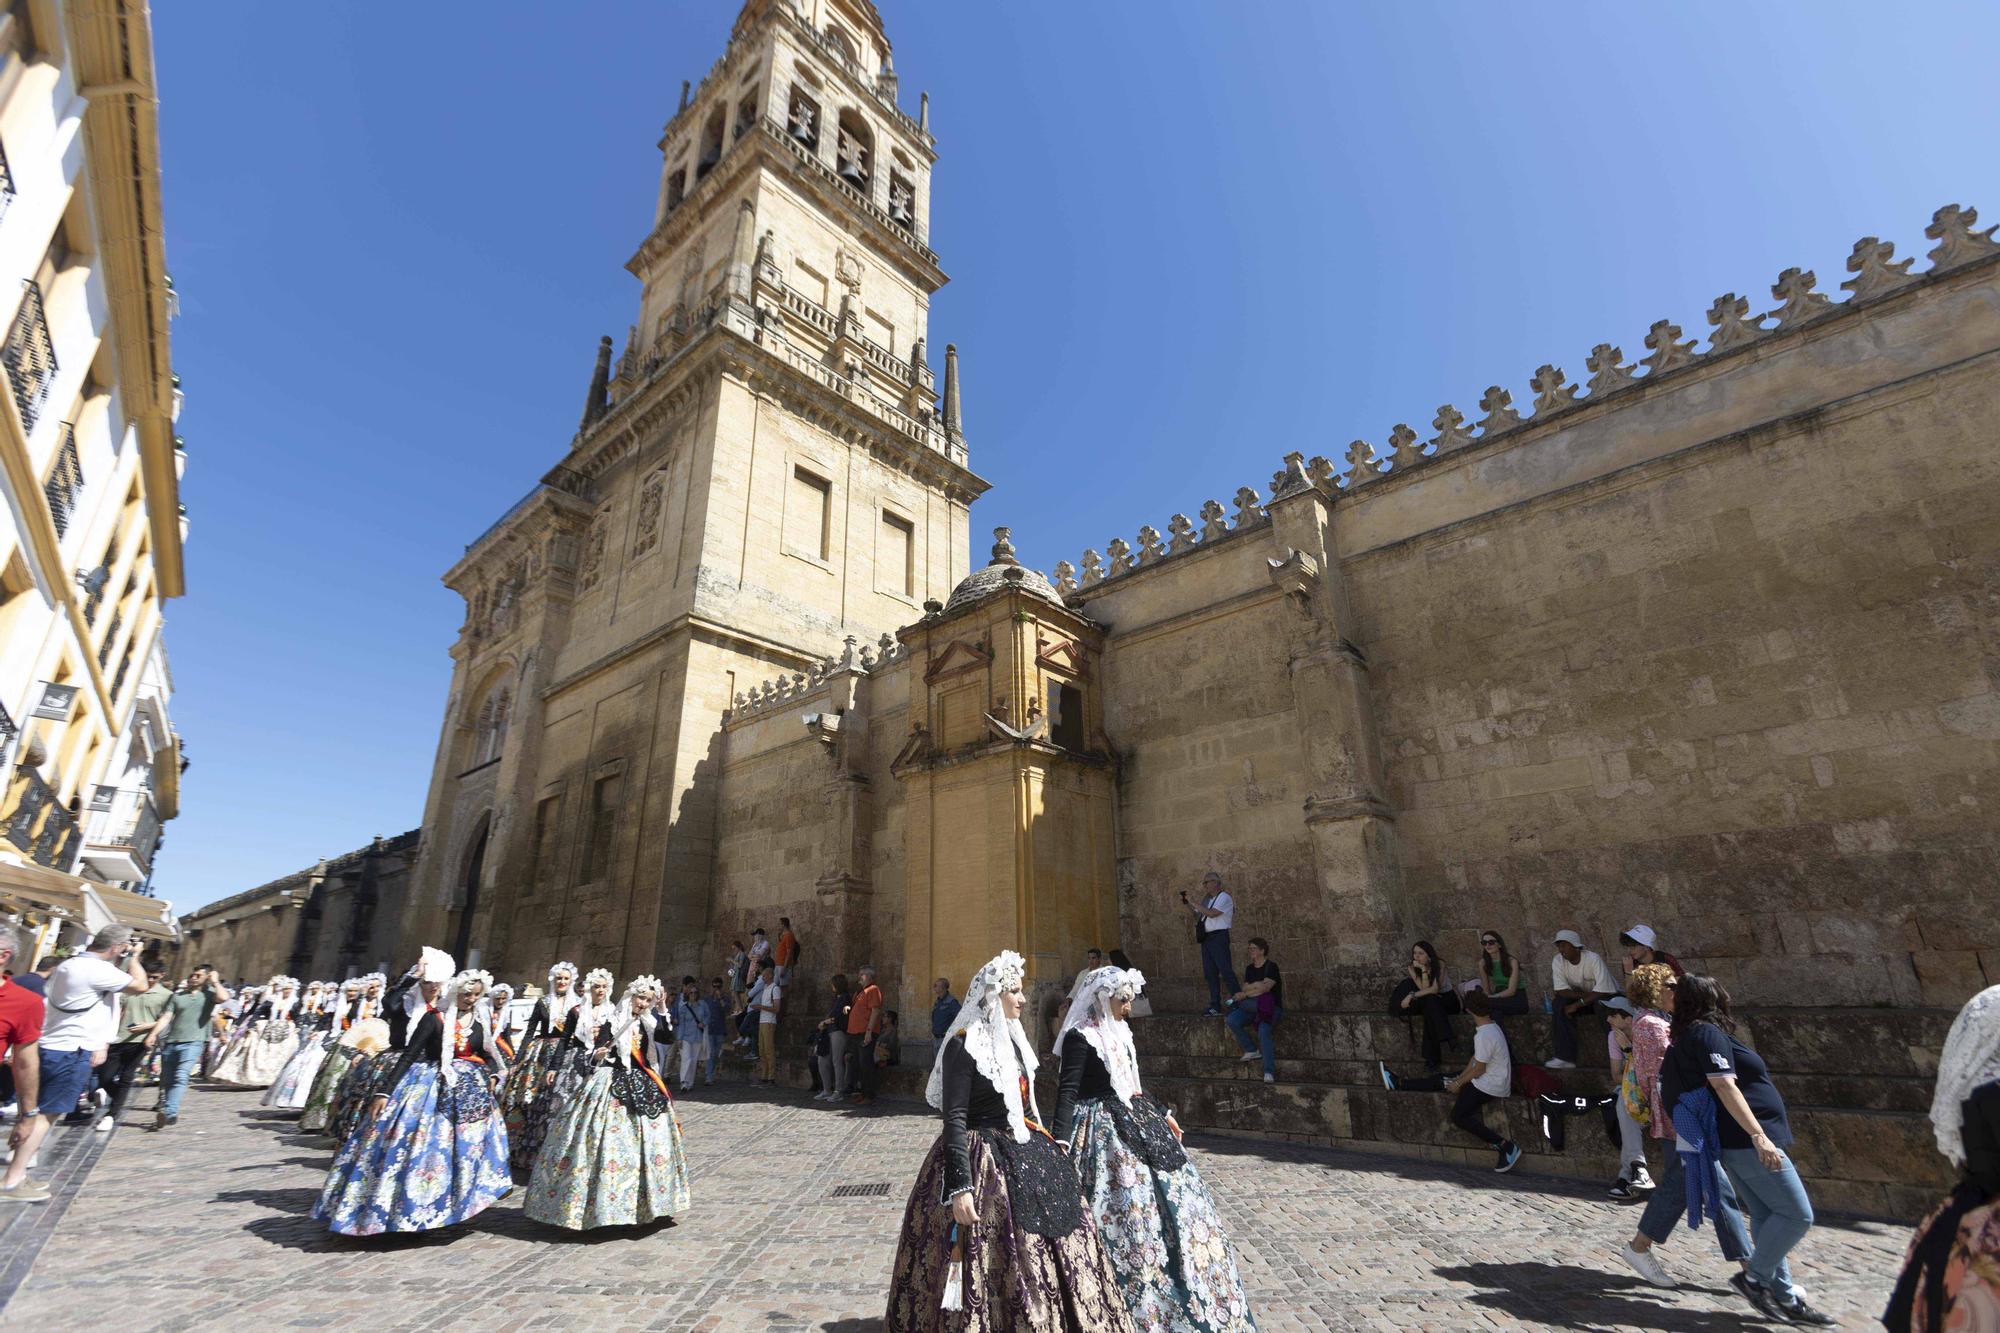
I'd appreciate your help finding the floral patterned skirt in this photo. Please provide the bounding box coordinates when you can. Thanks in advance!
[508,1045,588,1181]
[497,1034,561,1116]
[1068,1099,1255,1333]
[330,1050,400,1142]
[1891,1188,2000,1329]
[311,1059,512,1236]
[523,1064,691,1230]
[299,1044,360,1132]
[211,1019,299,1087]
[885,1128,1137,1333]
[262,1033,333,1110]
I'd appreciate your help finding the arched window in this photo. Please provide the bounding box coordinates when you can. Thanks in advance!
[836,109,872,192]
[786,84,820,152]
[470,683,511,767]
[697,104,726,179]
[824,24,858,64]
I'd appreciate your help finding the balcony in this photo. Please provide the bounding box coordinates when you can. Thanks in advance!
[2,279,58,434]
[82,786,160,883]
[1,768,79,870]
[43,423,83,537]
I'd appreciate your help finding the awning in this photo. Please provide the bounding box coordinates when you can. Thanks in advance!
[0,857,94,923]
[85,881,178,940]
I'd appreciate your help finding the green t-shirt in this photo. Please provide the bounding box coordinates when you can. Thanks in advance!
[161,989,219,1044]
[114,986,172,1044]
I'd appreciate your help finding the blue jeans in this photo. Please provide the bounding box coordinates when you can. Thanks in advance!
[157,1040,205,1117]
[1637,1143,1752,1263]
[1199,929,1237,1010]
[704,1034,723,1082]
[1225,1001,1282,1076]
[1721,1145,1813,1303]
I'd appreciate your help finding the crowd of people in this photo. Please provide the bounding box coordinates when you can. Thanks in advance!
[1,882,1994,1329]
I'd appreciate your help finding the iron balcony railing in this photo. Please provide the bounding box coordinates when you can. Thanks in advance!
[90,786,161,875]
[2,279,57,434]
[0,138,14,223]
[43,422,82,537]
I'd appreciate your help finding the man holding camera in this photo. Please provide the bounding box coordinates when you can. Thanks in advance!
[148,963,230,1128]
[1183,871,1238,1017]
[25,926,150,1149]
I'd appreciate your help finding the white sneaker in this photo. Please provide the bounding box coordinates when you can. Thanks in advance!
[94,1115,114,1134]
[1262,1072,1275,1083]
[1239,1052,1260,1063]
[1628,1163,1656,1191]
[1619,1243,1677,1289]
[1544,1058,1576,1070]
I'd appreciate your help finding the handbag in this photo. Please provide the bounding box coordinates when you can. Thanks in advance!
[1619,1062,1651,1127]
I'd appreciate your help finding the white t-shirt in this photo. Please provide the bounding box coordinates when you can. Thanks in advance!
[41,956,136,1053]
[759,983,783,1024]
[1471,1021,1512,1098]
[1202,889,1234,933]
[1550,948,1616,997]
[748,938,772,962]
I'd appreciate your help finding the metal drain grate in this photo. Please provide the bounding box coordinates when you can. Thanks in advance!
[830,1182,892,1198]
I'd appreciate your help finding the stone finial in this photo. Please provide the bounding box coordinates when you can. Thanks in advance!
[1768,268,1834,328]
[1166,514,1196,553]
[859,642,877,669]
[990,526,1018,565]
[1474,386,1521,437]
[733,691,747,711]
[1388,423,1424,469]
[1842,237,1916,301]
[1705,293,1767,351]
[1053,560,1078,593]
[1272,450,1314,498]
[1198,501,1229,541]
[1106,537,1135,576]
[942,343,964,442]
[1231,487,1265,527]
[1080,549,1104,585]
[1137,525,1166,561]
[838,635,859,671]
[1430,404,1475,455]
[879,633,896,662]
[579,335,613,430]
[1584,344,1634,396]
[1925,204,2000,271]
[1642,319,1697,375]
[1307,455,1336,489]
[1529,365,1579,415]
[1340,439,1381,488]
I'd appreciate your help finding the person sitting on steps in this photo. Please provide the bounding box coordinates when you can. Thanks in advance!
[1389,940,1458,1072]
[1380,988,1522,1174]
[1476,930,1530,1016]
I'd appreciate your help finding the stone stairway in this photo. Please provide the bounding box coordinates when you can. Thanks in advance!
[702,1002,1953,1220]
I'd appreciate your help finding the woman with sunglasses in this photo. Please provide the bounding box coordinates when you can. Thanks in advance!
[1475,931,1530,1017]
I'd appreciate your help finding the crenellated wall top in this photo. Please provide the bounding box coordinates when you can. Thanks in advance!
[725,631,911,723]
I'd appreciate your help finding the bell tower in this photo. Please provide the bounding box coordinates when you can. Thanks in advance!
[405,0,988,981]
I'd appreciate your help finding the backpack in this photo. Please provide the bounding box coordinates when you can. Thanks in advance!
[1514,1063,1561,1099]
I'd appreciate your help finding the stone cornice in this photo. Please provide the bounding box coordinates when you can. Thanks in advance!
[446,485,591,588]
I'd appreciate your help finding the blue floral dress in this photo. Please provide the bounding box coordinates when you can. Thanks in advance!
[312,1007,512,1235]
[1056,1032,1254,1333]
[525,1012,691,1230]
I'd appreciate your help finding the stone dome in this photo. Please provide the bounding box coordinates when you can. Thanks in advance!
[943,528,1067,615]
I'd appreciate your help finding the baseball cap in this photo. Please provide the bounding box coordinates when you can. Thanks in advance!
[1553,929,1582,947]
[1621,924,1658,949]
[1601,996,1637,1016]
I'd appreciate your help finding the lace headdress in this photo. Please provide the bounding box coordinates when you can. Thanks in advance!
[1933,984,2000,1167]
[1053,965,1146,1107]
[571,968,619,1050]
[437,968,497,1087]
[611,975,663,1063]
[928,950,1038,1143]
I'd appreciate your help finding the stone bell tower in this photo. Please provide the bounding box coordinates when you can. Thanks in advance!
[891,530,1119,1021]
[404,0,988,981]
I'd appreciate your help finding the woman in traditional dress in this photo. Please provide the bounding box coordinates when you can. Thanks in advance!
[509,965,605,1180]
[1054,965,1254,1333]
[213,976,302,1087]
[487,983,517,1061]
[1885,983,2000,1331]
[885,951,1135,1333]
[301,975,387,1132]
[526,975,691,1230]
[263,981,335,1110]
[329,964,429,1141]
[499,962,580,1138]
[311,955,512,1235]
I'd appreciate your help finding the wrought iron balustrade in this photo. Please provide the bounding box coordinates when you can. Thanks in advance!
[43,422,82,536]
[2,279,57,433]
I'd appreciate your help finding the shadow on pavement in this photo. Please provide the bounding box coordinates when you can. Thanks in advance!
[820,1320,882,1332]
[217,1187,318,1216]
[1433,1261,1757,1332]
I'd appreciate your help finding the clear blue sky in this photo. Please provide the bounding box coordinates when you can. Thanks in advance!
[149,1,1996,913]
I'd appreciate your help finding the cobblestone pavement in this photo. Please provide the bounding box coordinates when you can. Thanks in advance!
[0,1080,1908,1331]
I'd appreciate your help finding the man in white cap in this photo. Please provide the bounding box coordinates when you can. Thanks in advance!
[1619,924,1683,978]
[1547,929,1617,1069]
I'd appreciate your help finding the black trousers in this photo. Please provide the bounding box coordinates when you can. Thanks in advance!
[1401,1074,1505,1148]
[1390,980,1460,1067]
[847,1034,878,1095]
[96,1041,151,1119]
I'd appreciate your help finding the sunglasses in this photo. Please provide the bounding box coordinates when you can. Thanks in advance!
[1480,938,1499,946]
